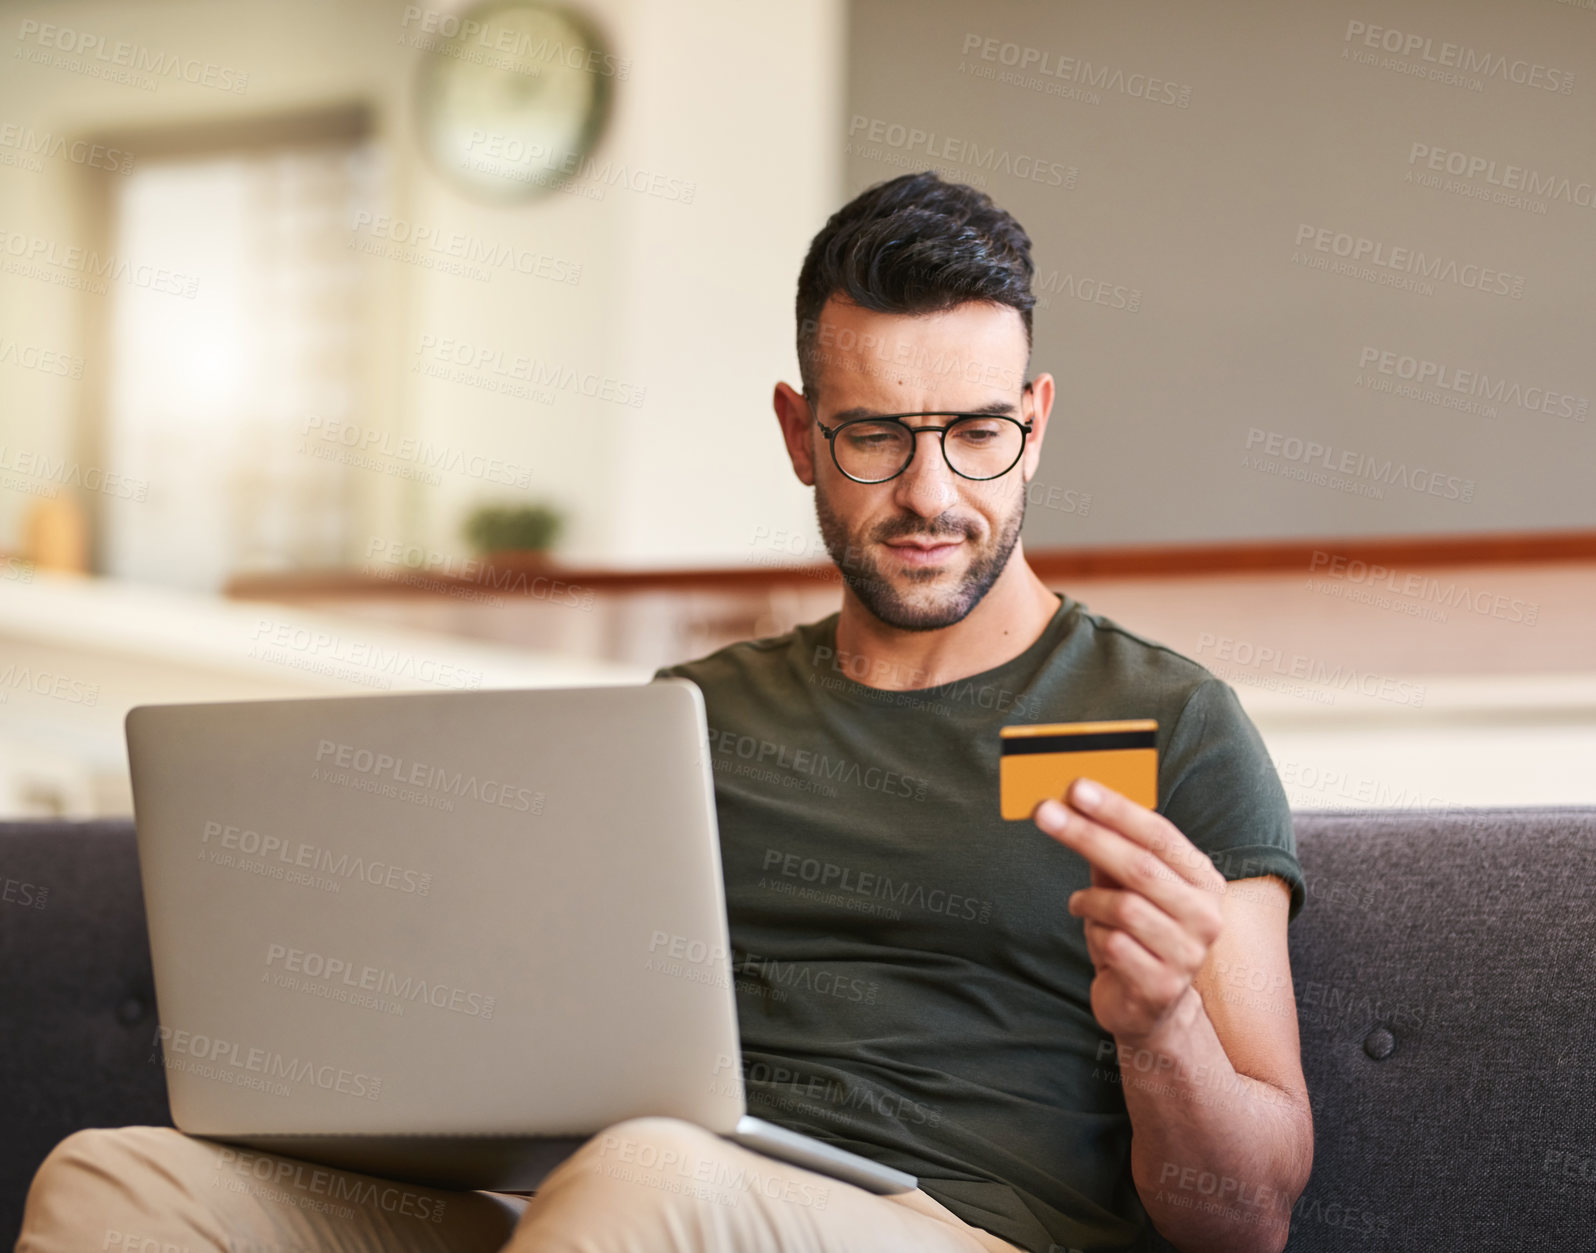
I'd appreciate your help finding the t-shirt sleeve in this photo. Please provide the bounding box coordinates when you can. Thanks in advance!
[1159,677,1305,923]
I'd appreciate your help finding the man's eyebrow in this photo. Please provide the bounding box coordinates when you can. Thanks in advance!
[825,398,1020,423]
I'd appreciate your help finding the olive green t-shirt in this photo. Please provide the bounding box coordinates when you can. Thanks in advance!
[653,592,1303,1253]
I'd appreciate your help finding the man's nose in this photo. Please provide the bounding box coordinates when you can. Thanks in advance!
[891,428,959,517]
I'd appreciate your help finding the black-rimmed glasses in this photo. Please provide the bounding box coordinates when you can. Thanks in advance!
[806,383,1034,484]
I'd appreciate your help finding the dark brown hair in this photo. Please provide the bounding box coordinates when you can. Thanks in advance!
[794,170,1036,400]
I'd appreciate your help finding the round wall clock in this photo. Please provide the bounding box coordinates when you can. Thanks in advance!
[413,0,614,201]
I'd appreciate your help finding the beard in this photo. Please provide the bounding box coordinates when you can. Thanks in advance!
[813,478,1026,632]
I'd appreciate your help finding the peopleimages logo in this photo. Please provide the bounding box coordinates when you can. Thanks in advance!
[201,819,434,895]
[248,620,483,691]
[1342,20,1575,94]
[0,124,133,174]
[0,334,84,377]
[0,661,100,706]
[1307,550,1539,625]
[1357,345,1588,422]
[152,1026,381,1100]
[810,644,1040,718]
[1407,143,1596,212]
[761,848,993,924]
[1195,632,1426,708]
[414,333,646,408]
[264,942,496,1018]
[737,1055,945,1130]
[399,5,630,79]
[797,318,1025,392]
[349,212,582,285]
[1293,224,1525,299]
[13,19,250,93]
[213,1145,448,1223]
[0,227,201,297]
[1242,427,1475,502]
[1,874,47,909]
[314,739,544,813]
[706,727,929,802]
[960,33,1193,107]
[460,132,692,203]
[846,115,1077,188]
[1033,267,1142,313]
[301,413,536,486]
[0,446,145,501]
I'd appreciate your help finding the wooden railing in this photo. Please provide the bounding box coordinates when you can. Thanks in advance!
[222,529,1596,601]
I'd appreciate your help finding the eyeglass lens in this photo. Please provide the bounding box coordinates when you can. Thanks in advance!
[834,416,1024,482]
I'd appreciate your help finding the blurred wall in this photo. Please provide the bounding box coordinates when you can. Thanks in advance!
[0,0,843,572]
[5,0,1591,581]
[846,0,1596,549]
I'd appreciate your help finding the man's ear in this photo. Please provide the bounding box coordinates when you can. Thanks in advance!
[773,381,817,487]
[1019,372,1056,482]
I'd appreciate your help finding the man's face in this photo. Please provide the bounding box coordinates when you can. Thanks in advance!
[778,297,1051,632]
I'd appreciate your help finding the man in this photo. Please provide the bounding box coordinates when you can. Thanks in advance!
[16,172,1310,1253]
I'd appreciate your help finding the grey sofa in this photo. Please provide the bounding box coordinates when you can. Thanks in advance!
[3,809,1594,1250]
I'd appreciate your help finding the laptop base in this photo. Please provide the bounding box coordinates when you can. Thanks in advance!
[728,1116,917,1194]
[225,1116,917,1196]
[227,1132,586,1193]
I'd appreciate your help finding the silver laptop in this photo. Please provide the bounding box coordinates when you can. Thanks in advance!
[125,679,915,1196]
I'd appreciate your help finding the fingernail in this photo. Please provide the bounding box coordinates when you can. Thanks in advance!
[1036,799,1066,829]
[1072,778,1101,808]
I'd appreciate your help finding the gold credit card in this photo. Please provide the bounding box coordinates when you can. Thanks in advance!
[999,719,1158,819]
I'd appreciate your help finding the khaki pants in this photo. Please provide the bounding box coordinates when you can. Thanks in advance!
[15,1118,1029,1253]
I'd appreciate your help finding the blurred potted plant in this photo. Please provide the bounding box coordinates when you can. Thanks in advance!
[463,501,565,565]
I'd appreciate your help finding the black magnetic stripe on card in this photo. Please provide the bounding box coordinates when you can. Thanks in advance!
[1000,730,1157,755]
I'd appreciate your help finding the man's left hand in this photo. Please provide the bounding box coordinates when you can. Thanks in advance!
[1034,778,1229,1045]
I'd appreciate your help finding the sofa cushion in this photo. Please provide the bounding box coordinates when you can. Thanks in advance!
[1284,806,1596,1251]
[0,821,171,1243]
[4,809,1595,1251]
